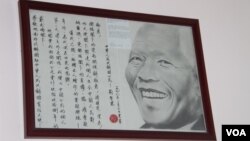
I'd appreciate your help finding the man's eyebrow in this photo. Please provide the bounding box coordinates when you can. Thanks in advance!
[129,51,141,57]
[128,57,139,63]
[128,52,145,61]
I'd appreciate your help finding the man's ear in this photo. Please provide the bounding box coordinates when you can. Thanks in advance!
[190,68,203,116]
[191,68,200,97]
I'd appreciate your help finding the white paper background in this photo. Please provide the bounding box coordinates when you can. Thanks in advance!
[29,9,145,130]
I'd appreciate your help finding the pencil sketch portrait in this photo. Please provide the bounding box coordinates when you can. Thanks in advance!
[125,23,206,131]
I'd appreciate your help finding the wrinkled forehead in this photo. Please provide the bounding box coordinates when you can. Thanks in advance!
[132,23,189,67]
[133,24,179,53]
[135,23,179,41]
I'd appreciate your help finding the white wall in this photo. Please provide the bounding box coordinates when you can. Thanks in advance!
[1,0,250,140]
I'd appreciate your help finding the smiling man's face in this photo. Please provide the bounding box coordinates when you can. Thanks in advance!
[125,24,201,128]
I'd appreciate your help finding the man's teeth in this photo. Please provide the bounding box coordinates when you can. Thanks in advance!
[142,91,167,99]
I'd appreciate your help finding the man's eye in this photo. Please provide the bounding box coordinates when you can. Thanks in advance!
[158,60,173,68]
[129,56,143,65]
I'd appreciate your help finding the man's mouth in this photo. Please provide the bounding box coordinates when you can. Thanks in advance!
[139,88,168,99]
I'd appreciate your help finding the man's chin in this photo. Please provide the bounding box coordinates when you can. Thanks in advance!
[142,118,173,129]
[142,112,172,126]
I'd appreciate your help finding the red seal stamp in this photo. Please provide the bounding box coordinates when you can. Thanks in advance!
[109,114,118,123]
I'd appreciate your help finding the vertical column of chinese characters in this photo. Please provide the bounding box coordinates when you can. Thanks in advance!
[31,15,42,127]
[115,86,121,124]
[47,21,58,128]
[55,18,67,126]
[63,22,70,86]
[38,15,46,125]
[105,45,113,106]
[81,22,88,127]
[69,24,81,128]
[89,22,102,128]
[75,20,85,128]
[47,29,57,126]
[84,22,94,127]
[87,22,95,127]
[54,17,60,128]
[60,18,69,127]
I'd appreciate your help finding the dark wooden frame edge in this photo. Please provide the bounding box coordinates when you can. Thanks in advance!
[19,0,216,140]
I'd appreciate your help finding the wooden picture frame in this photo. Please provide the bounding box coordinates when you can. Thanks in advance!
[19,0,216,140]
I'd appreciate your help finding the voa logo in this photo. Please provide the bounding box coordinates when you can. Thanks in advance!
[226,129,246,136]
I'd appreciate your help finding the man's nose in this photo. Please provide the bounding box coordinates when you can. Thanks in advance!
[137,60,159,82]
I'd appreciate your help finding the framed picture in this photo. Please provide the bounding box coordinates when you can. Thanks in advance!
[19,0,216,140]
